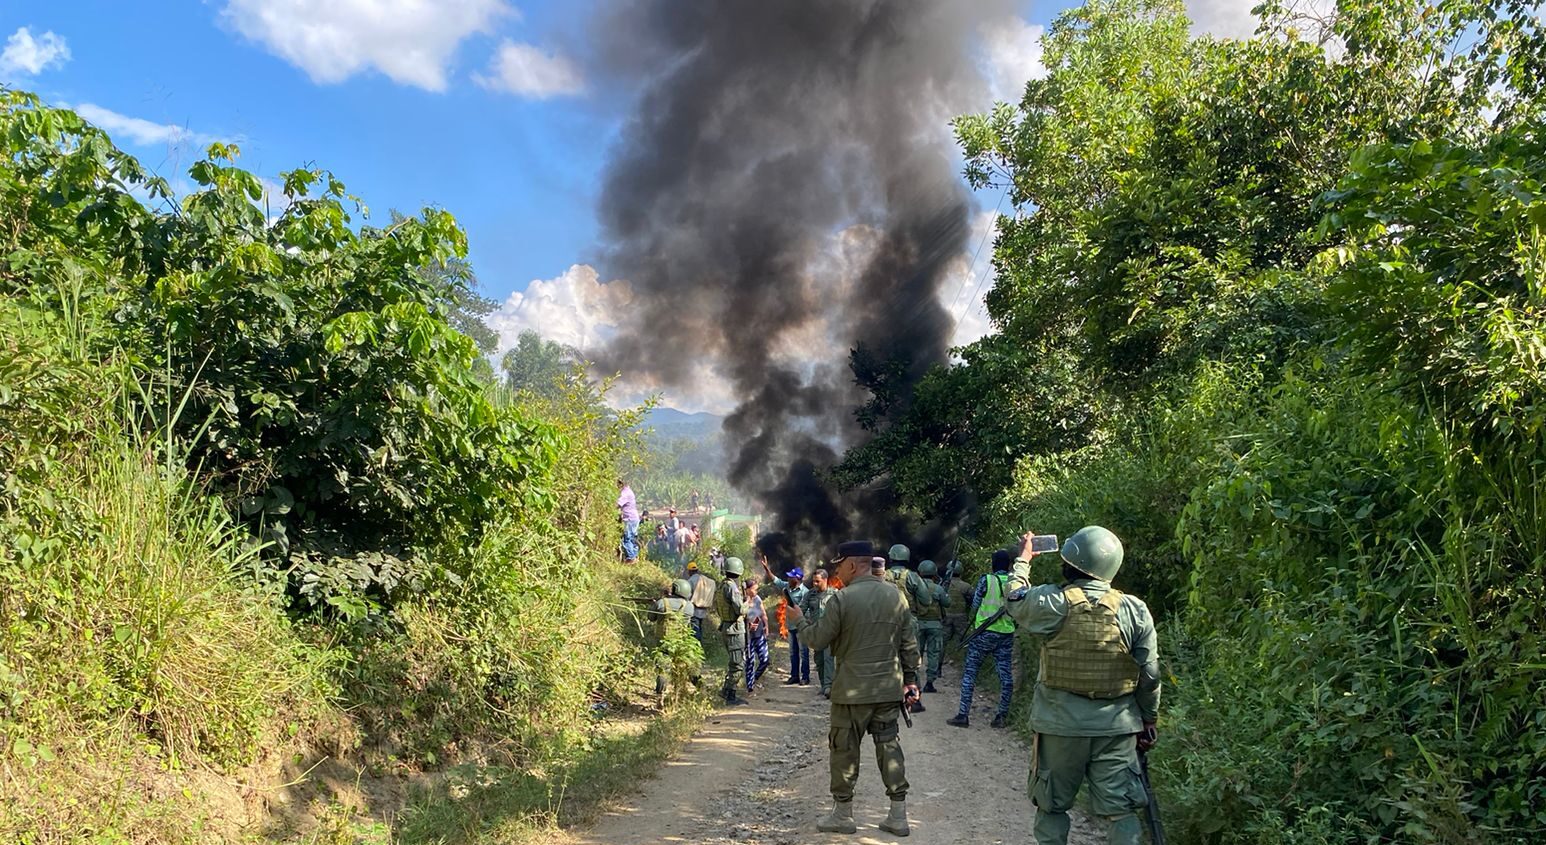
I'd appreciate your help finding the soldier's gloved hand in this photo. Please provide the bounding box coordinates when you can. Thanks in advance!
[1137,722,1158,752]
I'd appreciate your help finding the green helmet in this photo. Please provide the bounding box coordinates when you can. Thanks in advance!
[917,560,937,578]
[1060,526,1124,581]
[724,557,745,577]
[671,579,692,600]
[888,543,910,563]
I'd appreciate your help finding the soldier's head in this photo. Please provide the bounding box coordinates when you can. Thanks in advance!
[918,560,938,580]
[991,549,1013,573]
[1060,526,1124,582]
[671,579,692,599]
[871,557,886,576]
[811,569,828,591]
[887,543,910,568]
[827,540,875,582]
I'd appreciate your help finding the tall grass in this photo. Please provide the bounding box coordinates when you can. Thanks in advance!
[0,303,339,843]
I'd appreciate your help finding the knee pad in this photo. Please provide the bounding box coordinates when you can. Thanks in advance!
[870,719,900,743]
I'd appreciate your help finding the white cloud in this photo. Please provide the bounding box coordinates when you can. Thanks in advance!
[74,103,223,149]
[220,0,509,91]
[488,264,631,355]
[981,16,1046,103]
[1186,0,1261,39]
[474,39,585,99]
[0,27,70,78]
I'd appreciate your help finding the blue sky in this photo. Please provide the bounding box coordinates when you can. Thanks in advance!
[2,0,619,298]
[2,0,1255,411]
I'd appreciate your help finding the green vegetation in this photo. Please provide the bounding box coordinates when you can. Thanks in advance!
[0,90,705,843]
[841,1,1546,841]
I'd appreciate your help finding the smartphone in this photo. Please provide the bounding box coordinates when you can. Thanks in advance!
[1029,534,1060,554]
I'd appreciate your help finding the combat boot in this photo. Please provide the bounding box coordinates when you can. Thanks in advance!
[990,713,1008,728]
[946,714,969,728]
[879,800,910,836]
[723,692,749,707]
[817,800,857,834]
[923,681,937,693]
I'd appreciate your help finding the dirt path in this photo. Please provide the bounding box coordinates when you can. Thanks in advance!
[568,648,1102,845]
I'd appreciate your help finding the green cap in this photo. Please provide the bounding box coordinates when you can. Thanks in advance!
[724,557,745,577]
[1060,526,1124,581]
[671,579,692,600]
[888,543,910,563]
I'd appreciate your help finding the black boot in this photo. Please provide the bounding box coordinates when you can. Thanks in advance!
[990,713,1008,728]
[724,692,749,706]
[923,681,937,694]
[946,714,970,728]
[911,699,926,713]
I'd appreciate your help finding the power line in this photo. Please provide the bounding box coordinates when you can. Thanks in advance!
[945,188,1009,345]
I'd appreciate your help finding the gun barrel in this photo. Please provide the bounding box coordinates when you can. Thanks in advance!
[1139,751,1166,845]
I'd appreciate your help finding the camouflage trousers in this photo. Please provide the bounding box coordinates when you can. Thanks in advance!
[957,630,1014,718]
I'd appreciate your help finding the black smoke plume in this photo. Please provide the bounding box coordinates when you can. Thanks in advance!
[593,0,1008,563]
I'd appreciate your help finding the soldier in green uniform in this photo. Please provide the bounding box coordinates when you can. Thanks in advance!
[800,568,837,698]
[886,543,929,712]
[715,557,751,706]
[1005,527,1161,845]
[651,579,702,698]
[787,541,921,837]
[913,560,950,693]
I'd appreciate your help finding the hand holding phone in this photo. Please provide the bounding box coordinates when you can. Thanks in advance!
[1020,531,1060,557]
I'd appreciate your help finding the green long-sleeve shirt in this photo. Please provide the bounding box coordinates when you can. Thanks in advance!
[797,574,920,704]
[1007,562,1161,737]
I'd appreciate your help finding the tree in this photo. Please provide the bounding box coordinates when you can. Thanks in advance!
[500,329,581,398]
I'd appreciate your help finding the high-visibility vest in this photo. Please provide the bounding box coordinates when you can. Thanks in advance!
[1040,586,1140,699]
[974,573,1016,634]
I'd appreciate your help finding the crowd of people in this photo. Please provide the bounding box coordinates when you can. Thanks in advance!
[615,480,707,565]
[627,479,1163,843]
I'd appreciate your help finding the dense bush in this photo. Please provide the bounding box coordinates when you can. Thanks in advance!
[840,1,1546,841]
[0,88,689,844]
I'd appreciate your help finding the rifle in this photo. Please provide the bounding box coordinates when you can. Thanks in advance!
[961,605,1011,646]
[1139,750,1167,845]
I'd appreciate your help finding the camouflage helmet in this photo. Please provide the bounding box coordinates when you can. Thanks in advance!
[917,560,938,578]
[724,557,745,577]
[888,543,910,563]
[1060,526,1124,581]
[671,579,692,600]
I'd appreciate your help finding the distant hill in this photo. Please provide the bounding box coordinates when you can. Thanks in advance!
[642,407,724,440]
[641,408,726,475]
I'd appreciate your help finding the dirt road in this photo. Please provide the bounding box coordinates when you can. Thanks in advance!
[568,655,1102,845]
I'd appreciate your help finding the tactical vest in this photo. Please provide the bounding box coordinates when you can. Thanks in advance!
[915,583,944,622]
[888,568,919,614]
[974,573,1017,633]
[1040,586,1140,699]
[713,581,743,632]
